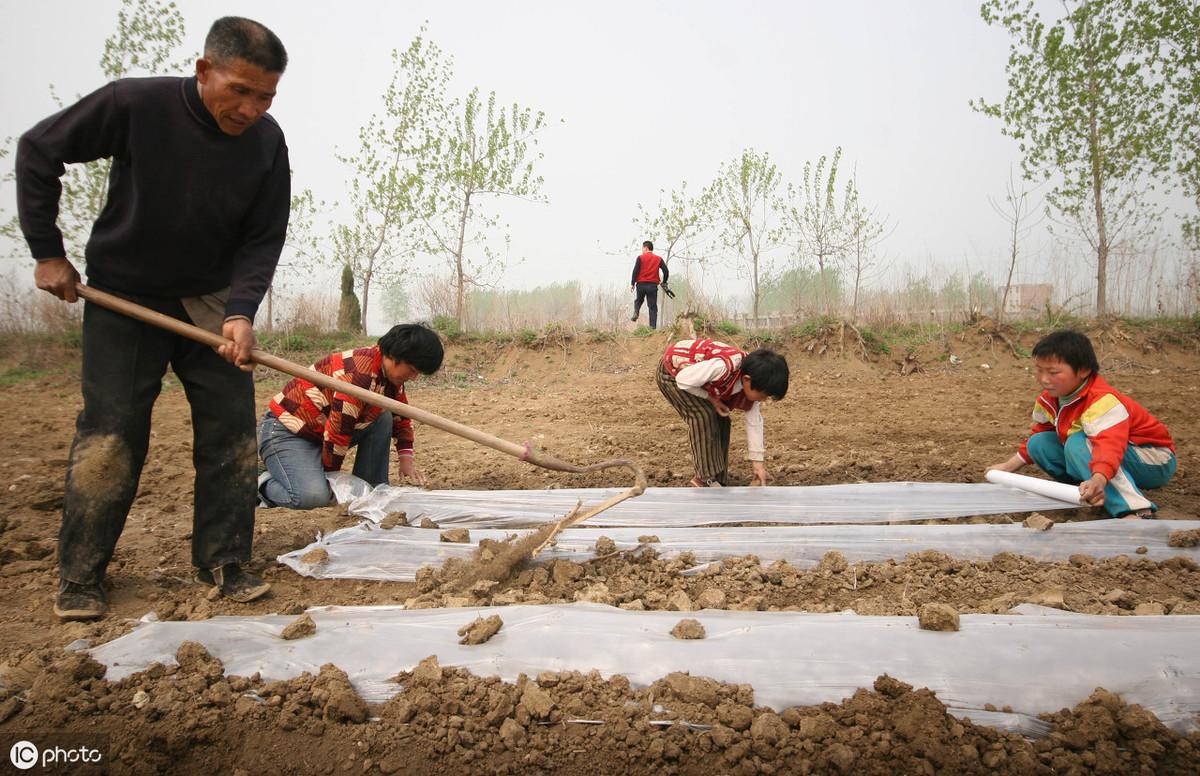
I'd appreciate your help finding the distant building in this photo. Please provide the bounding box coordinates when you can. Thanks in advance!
[1003,283,1052,317]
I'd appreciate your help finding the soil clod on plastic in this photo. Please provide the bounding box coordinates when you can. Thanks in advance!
[1168,528,1200,548]
[379,512,408,529]
[280,613,316,640]
[458,614,503,645]
[1023,513,1053,531]
[671,618,706,639]
[918,603,960,631]
[299,548,329,565]
[440,528,470,543]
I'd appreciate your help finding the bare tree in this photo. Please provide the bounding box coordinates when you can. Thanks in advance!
[842,170,890,323]
[989,168,1044,323]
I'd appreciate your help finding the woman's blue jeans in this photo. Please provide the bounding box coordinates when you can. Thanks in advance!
[258,410,393,509]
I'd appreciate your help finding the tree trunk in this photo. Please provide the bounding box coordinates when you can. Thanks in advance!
[751,251,760,321]
[852,264,862,324]
[999,224,1018,324]
[454,191,471,329]
[361,265,373,335]
[1086,30,1108,317]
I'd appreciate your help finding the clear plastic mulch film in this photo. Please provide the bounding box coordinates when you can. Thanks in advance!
[89,603,1200,737]
[281,473,1196,582]
[324,472,1081,528]
[279,519,1200,582]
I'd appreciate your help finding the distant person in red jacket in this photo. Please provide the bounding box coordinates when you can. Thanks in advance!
[630,240,669,329]
[986,330,1176,518]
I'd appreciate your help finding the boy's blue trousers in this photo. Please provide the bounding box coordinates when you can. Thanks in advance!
[1025,431,1177,517]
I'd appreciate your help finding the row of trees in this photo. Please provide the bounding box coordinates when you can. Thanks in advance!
[1,0,550,334]
[634,146,891,323]
[4,0,1196,330]
[292,28,549,332]
[0,0,193,260]
[973,0,1199,316]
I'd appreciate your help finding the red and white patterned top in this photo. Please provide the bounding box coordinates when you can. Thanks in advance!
[269,345,414,472]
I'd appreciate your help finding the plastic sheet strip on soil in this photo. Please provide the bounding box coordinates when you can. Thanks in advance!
[324,473,1079,528]
[90,603,1200,736]
[278,519,1200,582]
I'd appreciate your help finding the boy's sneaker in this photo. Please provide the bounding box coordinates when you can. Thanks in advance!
[54,581,107,620]
[630,315,638,322]
[196,564,271,603]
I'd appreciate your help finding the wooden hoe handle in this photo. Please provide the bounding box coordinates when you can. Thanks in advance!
[73,283,649,503]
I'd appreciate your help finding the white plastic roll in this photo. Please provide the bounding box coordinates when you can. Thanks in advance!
[985,470,1083,505]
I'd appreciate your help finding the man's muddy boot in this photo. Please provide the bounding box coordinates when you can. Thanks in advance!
[197,563,271,603]
[54,581,107,621]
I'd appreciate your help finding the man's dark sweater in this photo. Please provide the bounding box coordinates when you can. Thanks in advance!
[16,76,289,320]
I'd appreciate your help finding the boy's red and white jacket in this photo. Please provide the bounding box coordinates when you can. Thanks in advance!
[1017,373,1174,481]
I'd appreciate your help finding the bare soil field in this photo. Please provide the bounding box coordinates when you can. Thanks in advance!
[1,322,1199,774]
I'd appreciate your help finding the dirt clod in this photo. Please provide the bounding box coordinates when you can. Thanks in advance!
[670,618,706,639]
[918,603,960,631]
[1168,529,1200,548]
[1023,513,1053,530]
[419,517,438,529]
[299,548,329,565]
[457,615,503,645]
[440,528,470,543]
[280,614,316,640]
[379,511,408,529]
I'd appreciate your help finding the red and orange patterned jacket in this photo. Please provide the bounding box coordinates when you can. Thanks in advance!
[1017,373,1174,481]
[268,346,414,472]
[662,338,755,411]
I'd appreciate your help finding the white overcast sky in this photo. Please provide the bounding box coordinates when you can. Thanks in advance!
[6,0,1175,320]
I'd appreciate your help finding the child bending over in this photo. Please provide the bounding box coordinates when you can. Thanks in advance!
[657,338,788,487]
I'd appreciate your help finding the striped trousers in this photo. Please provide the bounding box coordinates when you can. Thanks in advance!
[656,361,731,484]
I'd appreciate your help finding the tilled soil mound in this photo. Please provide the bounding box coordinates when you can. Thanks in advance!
[4,644,1199,775]
[2,327,1200,773]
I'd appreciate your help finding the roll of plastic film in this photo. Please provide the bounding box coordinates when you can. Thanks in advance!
[985,470,1083,505]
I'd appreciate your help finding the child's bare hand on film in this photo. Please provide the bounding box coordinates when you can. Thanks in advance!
[750,462,773,486]
[985,454,1025,475]
[1078,473,1107,506]
[398,459,428,488]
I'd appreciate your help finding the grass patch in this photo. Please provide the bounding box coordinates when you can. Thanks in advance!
[257,328,373,363]
[715,320,742,337]
[0,366,48,387]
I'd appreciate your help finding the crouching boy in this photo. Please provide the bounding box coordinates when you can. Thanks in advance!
[258,323,444,508]
[657,338,789,487]
[987,330,1176,518]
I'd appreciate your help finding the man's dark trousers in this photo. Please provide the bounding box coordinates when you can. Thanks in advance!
[59,293,258,586]
[634,282,660,329]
